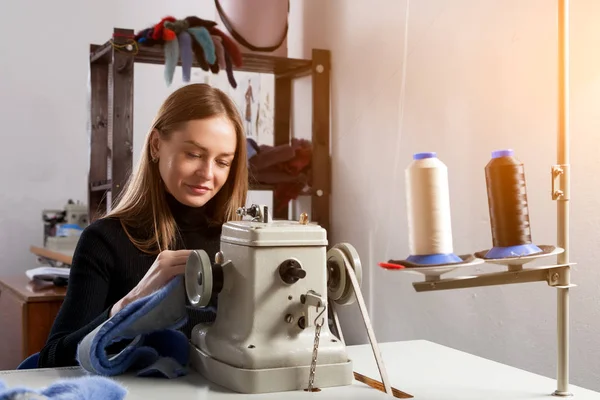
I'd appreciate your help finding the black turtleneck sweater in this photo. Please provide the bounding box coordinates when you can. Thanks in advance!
[37,193,222,368]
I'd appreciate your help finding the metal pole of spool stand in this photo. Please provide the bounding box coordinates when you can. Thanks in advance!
[554,0,571,396]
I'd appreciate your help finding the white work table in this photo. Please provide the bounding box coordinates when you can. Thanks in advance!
[0,340,598,399]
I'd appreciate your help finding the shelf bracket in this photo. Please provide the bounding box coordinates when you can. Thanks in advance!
[552,164,570,201]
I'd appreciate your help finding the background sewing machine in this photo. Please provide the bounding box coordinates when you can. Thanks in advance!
[24,200,89,284]
[39,199,89,266]
[184,204,391,395]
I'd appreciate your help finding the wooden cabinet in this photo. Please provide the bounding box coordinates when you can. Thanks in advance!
[0,275,66,370]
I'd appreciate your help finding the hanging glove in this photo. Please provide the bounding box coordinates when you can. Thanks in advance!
[209,26,243,68]
[189,26,216,71]
[178,31,194,82]
[163,32,179,86]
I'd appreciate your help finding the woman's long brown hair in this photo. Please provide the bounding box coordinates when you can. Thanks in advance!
[105,83,248,254]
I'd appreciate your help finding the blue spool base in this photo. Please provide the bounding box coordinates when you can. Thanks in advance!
[483,244,543,259]
[406,253,463,266]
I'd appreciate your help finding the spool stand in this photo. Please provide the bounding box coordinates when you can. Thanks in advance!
[382,0,574,396]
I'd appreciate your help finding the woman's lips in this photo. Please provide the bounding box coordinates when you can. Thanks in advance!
[185,184,211,195]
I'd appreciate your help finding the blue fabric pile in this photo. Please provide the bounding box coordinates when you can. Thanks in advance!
[0,376,126,400]
[77,276,190,379]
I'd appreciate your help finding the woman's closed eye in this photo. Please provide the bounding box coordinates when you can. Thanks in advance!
[187,152,230,168]
[186,152,202,159]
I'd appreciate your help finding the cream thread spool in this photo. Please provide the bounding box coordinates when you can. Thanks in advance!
[405,152,461,265]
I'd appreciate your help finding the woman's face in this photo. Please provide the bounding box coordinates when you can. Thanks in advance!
[152,115,237,208]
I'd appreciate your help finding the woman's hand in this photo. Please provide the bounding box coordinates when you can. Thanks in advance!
[110,249,192,317]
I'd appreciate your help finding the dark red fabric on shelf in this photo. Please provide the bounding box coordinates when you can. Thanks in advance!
[248,138,312,211]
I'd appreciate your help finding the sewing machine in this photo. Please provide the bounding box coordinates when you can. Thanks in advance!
[42,200,89,256]
[185,204,364,394]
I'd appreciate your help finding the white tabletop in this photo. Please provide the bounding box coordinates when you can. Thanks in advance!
[0,340,598,399]
[351,340,600,399]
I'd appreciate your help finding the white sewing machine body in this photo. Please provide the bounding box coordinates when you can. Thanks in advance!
[185,205,356,394]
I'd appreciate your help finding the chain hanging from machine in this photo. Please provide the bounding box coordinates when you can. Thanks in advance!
[306,300,326,392]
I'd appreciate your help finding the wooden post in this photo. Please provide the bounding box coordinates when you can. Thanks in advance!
[273,75,292,220]
[88,59,109,221]
[311,49,331,233]
[109,28,135,208]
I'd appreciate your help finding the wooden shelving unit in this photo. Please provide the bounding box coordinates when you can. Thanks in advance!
[88,28,331,232]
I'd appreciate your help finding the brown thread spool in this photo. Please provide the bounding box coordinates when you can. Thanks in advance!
[484,149,542,259]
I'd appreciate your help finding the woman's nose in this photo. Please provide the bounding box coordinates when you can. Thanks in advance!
[196,160,214,180]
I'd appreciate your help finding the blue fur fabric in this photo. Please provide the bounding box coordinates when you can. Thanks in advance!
[0,376,126,400]
[164,38,179,86]
[188,27,216,65]
[178,31,194,82]
[76,276,189,379]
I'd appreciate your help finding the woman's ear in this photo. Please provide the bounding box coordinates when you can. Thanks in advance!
[149,129,161,160]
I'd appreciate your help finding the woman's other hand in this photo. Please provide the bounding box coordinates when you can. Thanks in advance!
[110,249,192,316]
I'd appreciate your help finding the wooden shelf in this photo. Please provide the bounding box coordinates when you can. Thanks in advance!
[90,180,111,192]
[30,246,73,266]
[90,39,312,79]
[248,183,277,191]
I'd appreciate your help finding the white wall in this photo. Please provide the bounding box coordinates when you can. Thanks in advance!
[298,0,600,392]
[0,0,116,271]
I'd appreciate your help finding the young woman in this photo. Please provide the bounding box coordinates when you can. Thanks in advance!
[38,83,248,368]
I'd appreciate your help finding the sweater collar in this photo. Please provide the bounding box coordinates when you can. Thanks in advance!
[165,191,209,231]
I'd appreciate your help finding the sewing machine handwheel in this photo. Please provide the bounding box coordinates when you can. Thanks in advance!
[185,250,213,308]
[327,243,363,306]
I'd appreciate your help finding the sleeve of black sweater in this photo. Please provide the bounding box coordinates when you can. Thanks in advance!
[37,223,116,368]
